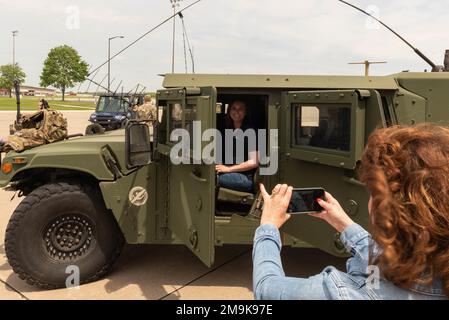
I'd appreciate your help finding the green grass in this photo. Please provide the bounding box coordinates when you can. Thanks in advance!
[0,97,95,111]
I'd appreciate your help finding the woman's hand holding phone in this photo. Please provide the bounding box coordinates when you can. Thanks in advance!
[309,192,356,233]
[259,184,292,229]
[259,184,355,233]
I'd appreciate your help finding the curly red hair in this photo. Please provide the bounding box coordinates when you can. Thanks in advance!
[360,124,449,296]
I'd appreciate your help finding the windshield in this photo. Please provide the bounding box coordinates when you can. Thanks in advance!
[96,96,130,113]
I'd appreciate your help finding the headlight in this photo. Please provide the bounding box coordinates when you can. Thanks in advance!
[2,162,13,174]
[90,114,97,120]
[114,115,126,121]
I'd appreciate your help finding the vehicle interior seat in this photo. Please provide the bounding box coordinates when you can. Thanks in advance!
[214,94,267,208]
[217,169,261,205]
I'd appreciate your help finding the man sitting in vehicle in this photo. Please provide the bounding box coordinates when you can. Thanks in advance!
[215,100,259,193]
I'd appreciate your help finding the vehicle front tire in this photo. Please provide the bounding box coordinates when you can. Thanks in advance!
[85,123,105,135]
[5,182,124,289]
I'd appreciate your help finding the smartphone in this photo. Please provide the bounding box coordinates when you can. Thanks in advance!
[287,188,326,214]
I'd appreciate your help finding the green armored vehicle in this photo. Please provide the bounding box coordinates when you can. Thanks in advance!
[1,68,449,288]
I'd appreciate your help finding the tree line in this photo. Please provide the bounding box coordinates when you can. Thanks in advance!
[0,45,88,101]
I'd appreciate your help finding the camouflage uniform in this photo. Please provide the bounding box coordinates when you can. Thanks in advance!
[133,100,157,142]
[133,102,157,122]
[1,109,68,153]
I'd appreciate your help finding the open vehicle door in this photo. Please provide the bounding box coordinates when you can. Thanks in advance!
[156,87,217,266]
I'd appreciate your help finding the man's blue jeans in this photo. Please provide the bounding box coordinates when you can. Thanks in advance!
[218,173,253,193]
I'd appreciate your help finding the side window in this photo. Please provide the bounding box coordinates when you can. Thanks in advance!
[97,98,105,112]
[157,101,168,144]
[293,103,351,152]
[164,101,198,148]
[216,103,223,114]
[169,102,183,133]
[185,102,198,150]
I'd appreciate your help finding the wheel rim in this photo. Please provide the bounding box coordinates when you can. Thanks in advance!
[43,214,95,261]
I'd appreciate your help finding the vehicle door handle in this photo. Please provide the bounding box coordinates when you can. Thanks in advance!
[190,171,207,183]
[158,150,170,156]
[341,176,365,187]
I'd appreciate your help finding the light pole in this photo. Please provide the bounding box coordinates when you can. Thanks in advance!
[12,30,18,66]
[108,35,124,92]
[12,31,19,119]
[12,31,18,80]
[170,0,182,73]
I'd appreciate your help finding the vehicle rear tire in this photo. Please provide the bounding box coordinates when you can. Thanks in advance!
[5,182,124,289]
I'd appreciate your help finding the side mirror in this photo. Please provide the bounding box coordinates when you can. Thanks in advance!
[125,122,153,168]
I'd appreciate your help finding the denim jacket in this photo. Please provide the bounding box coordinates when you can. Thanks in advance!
[252,223,447,300]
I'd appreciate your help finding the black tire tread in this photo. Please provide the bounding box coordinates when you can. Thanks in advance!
[5,182,124,290]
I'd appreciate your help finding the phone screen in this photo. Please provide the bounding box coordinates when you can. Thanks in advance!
[287,188,325,214]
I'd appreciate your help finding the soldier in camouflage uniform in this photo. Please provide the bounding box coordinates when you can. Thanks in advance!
[38,99,50,110]
[133,96,157,123]
[132,96,158,141]
[1,105,68,153]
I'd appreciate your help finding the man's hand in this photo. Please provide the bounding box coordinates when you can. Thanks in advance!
[309,192,355,233]
[215,164,232,174]
[259,184,293,229]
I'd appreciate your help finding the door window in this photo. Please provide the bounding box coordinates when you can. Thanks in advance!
[157,101,168,144]
[169,102,183,133]
[286,90,366,170]
[185,103,198,150]
[294,104,351,152]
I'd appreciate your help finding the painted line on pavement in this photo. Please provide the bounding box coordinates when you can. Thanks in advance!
[158,248,252,300]
[50,104,95,110]
[0,278,29,300]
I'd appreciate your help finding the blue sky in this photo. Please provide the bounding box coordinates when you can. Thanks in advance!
[0,0,448,91]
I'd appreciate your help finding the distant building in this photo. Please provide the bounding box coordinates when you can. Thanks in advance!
[10,85,57,97]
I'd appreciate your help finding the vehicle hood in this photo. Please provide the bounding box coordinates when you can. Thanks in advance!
[0,130,127,186]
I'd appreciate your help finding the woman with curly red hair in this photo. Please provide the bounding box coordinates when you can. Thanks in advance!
[253,124,449,300]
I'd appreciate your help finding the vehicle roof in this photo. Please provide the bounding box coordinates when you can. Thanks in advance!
[162,73,402,90]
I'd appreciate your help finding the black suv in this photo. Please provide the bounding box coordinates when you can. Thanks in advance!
[88,93,145,131]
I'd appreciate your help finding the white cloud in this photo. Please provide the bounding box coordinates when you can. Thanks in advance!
[0,0,448,91]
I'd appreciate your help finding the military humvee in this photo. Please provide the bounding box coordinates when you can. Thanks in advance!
[1,70,449,289]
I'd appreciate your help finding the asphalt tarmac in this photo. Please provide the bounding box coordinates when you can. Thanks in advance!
[0,111,346,300]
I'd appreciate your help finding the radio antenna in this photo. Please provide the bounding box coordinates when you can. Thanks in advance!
[88,0,203,77]
[85,68,100,94]
[179,12,195,73]
[337,0,440,71]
